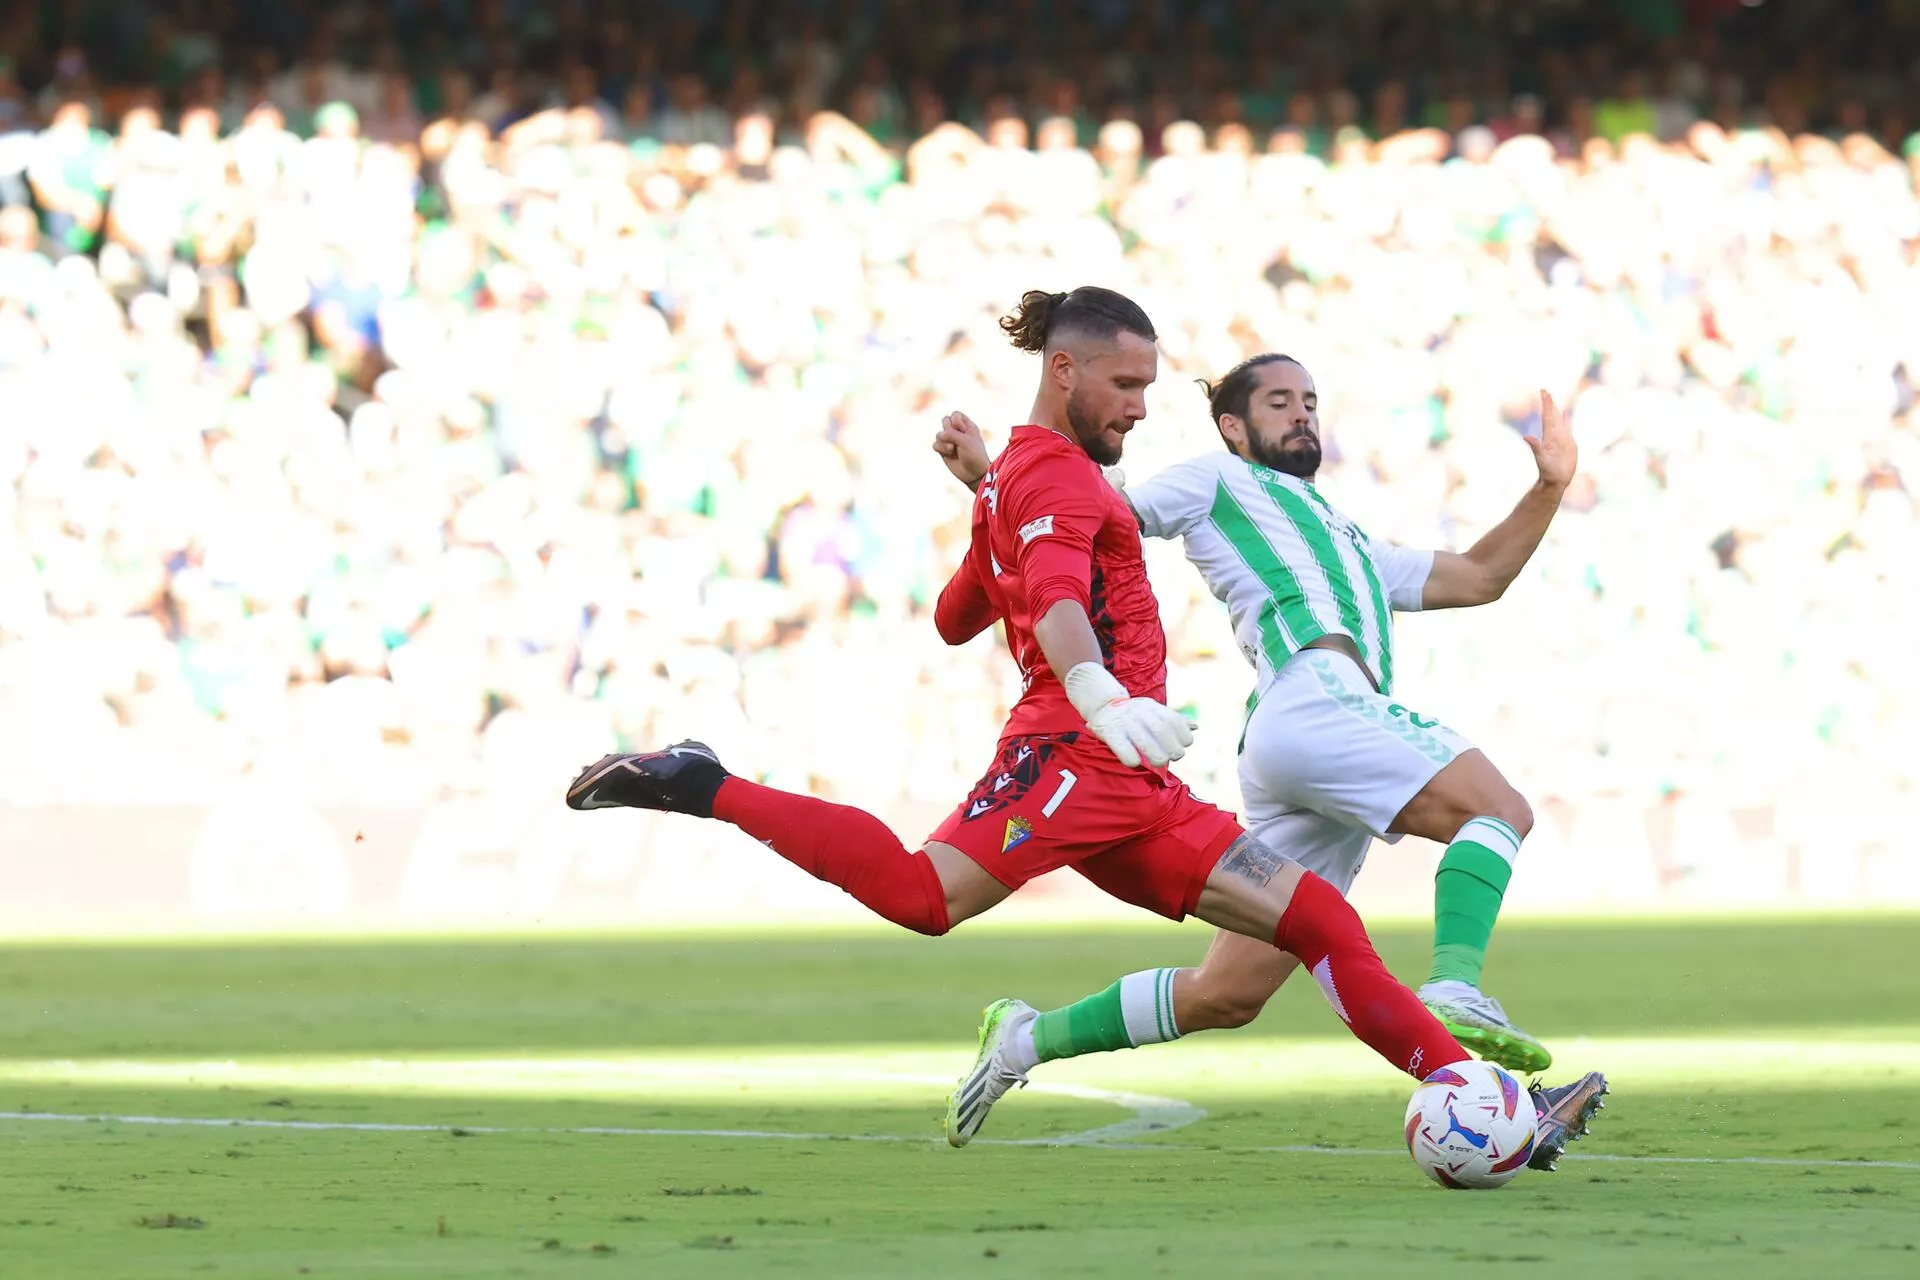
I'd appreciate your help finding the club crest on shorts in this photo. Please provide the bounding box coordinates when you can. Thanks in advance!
[1002,816,1032,853]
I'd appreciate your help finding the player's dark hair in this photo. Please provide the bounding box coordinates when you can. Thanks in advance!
[1000,286,1157,353]
[1199,353,1302,424]
[1199,353,1303,450]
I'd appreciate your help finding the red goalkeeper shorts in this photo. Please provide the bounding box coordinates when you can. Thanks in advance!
[926,730,1241,920]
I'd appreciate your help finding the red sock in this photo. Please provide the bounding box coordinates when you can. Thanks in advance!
[1275,871,1467,1080]
[713,778,951,936]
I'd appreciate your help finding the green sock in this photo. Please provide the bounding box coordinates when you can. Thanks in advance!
[1426,816,1522,988]
[1030,969,1181,1063]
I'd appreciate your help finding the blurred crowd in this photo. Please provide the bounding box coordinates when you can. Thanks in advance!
[0,1,1915,866]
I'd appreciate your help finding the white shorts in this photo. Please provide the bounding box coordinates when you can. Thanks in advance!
[1238,648,1473,894]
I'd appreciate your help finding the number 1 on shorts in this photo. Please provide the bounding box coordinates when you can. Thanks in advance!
[1041,769,1078,818]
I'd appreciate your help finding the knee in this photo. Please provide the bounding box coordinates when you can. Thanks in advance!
[1487,789,1533,840]
[909,890,963,937]
[1458,775,1532,842]
[910,912,953,938]
[1183,979,1270,1032]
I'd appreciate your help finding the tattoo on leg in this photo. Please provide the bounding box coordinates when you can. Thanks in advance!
[1215,832,1289,888]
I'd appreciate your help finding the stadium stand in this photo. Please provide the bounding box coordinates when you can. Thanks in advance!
[1,1,1915,909]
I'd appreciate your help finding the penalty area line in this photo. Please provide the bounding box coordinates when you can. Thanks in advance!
[0,1072,1208,1151]
[0,1109,1172,1149]
[2,1110,1917,1172]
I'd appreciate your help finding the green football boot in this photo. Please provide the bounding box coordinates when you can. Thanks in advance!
[1418,980,1553,1075]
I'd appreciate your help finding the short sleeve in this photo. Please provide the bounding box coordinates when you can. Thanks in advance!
[1372,539,1435,612]
[1127,456,1220,540]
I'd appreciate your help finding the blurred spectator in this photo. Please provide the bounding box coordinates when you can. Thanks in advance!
[1595,71,1659,143]
[0,0,1914,870]
[366,73,424,147]
[656,73,729,147]
[557,64,621,143]
[27,99,112,254]
[0,57,31,134]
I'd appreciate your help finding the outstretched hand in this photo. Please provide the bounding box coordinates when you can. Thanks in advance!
[932,411,992,490]
[1524,390,1578,490]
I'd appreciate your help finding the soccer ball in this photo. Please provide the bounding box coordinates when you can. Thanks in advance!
[1403,1059,1538,1189]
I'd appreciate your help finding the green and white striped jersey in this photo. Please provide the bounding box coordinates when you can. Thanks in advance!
[1129,454,1433,695]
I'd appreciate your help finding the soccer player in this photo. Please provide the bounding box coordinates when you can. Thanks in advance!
[931,353,1607,1160]
[567,286,1572,1153]
[571,290,1603,1171]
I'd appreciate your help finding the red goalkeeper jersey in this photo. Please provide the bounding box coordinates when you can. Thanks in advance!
[934,425,1170,736]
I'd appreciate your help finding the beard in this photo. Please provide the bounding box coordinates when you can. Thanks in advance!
[1066,391,1125,466]
[1246,426,1320,478]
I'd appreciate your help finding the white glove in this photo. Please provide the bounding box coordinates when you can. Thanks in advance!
[1064,662,1194,769]
[1100,466,1127,494]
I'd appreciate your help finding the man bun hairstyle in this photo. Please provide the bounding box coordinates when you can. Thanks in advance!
[1001,286,1157,353]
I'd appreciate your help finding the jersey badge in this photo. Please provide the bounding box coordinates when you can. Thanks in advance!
[1002,816,1033,853]
[1017,515,1054,543]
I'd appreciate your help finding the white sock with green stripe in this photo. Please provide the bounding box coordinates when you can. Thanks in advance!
[1014,969,1182,1072]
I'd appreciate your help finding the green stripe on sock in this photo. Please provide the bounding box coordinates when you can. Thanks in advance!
[1478,815,1523,848]
[1031,981,1131,1064]
[1426,839,1517,988]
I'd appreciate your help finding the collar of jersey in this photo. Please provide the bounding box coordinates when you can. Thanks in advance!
[1236,454,1312,490]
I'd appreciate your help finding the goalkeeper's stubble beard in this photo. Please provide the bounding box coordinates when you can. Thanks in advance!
[1066,387,1126,466]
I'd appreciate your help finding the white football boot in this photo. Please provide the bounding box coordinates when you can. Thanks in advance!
[944,998,1037,1147]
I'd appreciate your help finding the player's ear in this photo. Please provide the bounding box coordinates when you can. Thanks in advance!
[1048,347,1076,388]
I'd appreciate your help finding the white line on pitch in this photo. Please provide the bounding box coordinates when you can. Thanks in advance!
[0,1071,1209,1150]
[3,1111,1916,1172]
[0,1110,1155,1149]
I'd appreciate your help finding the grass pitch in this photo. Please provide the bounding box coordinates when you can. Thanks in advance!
[2,916,1917,1277]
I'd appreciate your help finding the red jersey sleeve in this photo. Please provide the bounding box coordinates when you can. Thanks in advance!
[1005,453,1104,618]
[933,549,997,645]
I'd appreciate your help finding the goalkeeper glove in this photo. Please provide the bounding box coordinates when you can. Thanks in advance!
[1064,662,1194,769]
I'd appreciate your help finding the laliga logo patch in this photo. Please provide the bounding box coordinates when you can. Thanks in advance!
[1017,515,1054,543]
[1002,817,1033,853]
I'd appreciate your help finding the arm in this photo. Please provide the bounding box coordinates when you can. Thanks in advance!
[807,110,894,174]
[1119,459,1211,541]
[1033,598,1105,677]
[932,410,988,492]
[1422,484,1564,609]
[1012,464,1193,769]
[933,552,997,645]
[1422,390,1578,610]
[933,412,1199,543]
[906,120,985,184]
